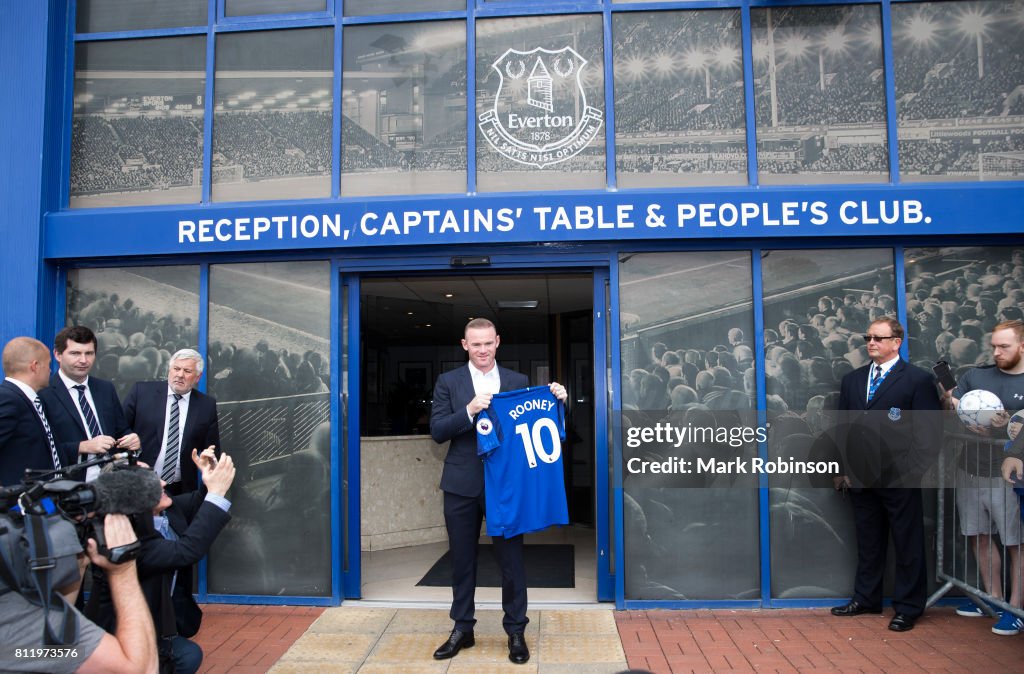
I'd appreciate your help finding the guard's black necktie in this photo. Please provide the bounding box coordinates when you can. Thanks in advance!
[161,394,183,484]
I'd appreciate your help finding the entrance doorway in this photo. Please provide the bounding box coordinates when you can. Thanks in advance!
[355,272,598,603]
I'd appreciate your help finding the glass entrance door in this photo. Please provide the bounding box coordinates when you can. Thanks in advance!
[341,268,612,601]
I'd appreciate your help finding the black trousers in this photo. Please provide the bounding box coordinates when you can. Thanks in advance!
[443,490,528,634]
[849,487,927,617]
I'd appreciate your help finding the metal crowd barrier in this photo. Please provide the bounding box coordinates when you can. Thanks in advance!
[929,430,1024,622]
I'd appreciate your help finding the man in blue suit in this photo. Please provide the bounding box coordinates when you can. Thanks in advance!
[39,326,140,475]
[124,349,220,495]
[429,318,567,665]
[0,336,61,485]
[830,316,942,632]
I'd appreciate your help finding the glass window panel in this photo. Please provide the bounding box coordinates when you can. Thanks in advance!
[70,37,205,208]
[76,0,207,33]
[476,15,606,192]
[904,246,1024,368]
[893,2,1024,182]
[340,21,467,197]
[613,9,746,188]
[65,266,201,400]
[212,28,333,202]
[618,251,759,600]
[207,261,332,597]
[752,5,889,184]
[344,0,465,17]
[761,249,894,598]
[225,0,326,17]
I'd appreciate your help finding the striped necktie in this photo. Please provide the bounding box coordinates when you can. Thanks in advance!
[72,384,102,438]
[867,364,883,402]
[32,396,62,470]
[161,394,183,484]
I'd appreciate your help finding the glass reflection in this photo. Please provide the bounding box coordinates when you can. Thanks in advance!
[71,37,205,208]
[893,2,1024,182]
[344,0,464,17]
[904,247,1024,370]
[207,261,332,597]
[476,14,606,192]
[225,0,326,16]
[618,251,759,599]
[65,266,201,400]
[340,21,467,197]
[213,28,333,202]
[613,10,746,188]
[76,0,207,33]
[761,249,894,598]
[752,5,889,184]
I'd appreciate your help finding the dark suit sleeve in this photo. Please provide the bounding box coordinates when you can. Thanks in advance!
[122,382,139,428]
[135,499,231,577]
[103,383,132,439]
[905,368,943,478]
[204,400,221,455]
[0,393,23,484]
[430,372,473,445]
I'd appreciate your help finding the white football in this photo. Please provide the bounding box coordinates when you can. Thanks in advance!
[956,389,1004,428]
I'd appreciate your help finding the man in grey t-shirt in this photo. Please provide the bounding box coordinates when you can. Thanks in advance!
[949,320,1024,635]
[0,513,157,673]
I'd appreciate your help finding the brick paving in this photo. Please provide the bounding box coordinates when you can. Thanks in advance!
[192,604,1024,673]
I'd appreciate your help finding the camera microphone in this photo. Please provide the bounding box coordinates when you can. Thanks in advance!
[93,468,163,516]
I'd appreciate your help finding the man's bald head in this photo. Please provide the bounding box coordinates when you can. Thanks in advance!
[2,337,51,391]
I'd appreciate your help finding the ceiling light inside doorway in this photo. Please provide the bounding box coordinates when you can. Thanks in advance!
[497,301,539,310]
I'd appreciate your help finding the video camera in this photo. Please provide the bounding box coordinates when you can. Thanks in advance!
[0,451,162,615]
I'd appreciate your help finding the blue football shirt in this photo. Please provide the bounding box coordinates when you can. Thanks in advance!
[475,386,569,538]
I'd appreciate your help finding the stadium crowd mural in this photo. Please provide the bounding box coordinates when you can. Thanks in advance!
[67,1,1024,209]
[65,263,334,596]
[616,245,1024,599]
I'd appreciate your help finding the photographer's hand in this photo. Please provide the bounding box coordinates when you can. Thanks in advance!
[86,514,138,575]
[200,451,236,497]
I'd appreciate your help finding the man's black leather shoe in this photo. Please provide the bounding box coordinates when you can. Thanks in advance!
[508,631,530,664]
[888,613,916,632]
[433,629,474,660]
[830,600,882,617]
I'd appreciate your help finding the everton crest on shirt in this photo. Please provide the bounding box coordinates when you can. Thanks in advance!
[475,385,569,538]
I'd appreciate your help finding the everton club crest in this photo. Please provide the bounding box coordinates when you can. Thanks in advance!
[478,46,603,168]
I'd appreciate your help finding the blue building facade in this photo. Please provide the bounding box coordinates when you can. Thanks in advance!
[2,0,1022,608]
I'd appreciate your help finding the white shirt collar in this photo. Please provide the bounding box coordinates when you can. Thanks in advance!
[467,361,498,380]
[872,355,900,375]
[58,369,88,391]
[4,377,38,400]
[166,385,192,401]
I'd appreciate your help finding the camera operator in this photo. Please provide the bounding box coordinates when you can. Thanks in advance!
[86,449,235,674]
[0,513,158,674]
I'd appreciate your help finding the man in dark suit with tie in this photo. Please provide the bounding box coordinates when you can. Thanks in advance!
[429,318,567,665]
[0,336,63,486]
[124,348,220,494]
[830,316,942,632]
[39,326,140,473]
[86,448,236,674]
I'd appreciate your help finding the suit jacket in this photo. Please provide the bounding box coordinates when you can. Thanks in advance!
[836,359,942,488]
[85,489,232,639]
[0,379,56,486]
[123,381,220,492]
[38,374,131,467]
[430,364,529,498]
